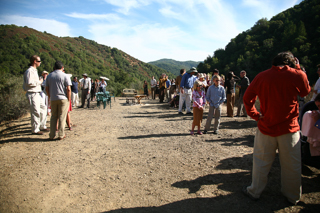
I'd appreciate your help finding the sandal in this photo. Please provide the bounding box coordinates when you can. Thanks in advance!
[190,131,194,135]
[197,131,203,135]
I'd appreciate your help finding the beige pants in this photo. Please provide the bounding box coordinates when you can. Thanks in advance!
[26,92,47,133]
[226,93,235,117]
[49,99,69,139]
[247,129,301,204]
[71,92,79,107]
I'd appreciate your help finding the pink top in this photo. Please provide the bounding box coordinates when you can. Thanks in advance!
[192,90,205,109]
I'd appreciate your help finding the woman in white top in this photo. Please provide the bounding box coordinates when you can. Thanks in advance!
[99,78,107,93]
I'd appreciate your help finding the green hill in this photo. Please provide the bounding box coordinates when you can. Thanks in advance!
[149,59,201,76]
[197,0,320,85]
[0,24,175,95]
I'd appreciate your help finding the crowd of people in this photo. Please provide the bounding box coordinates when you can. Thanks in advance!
[23,52,320,206]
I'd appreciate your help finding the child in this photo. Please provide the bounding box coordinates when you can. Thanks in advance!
[203,75,226,134]
[191,80,206,135]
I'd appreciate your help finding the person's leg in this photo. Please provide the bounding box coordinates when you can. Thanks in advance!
[231,93,235,116]
[213,105,221,131]
[39,95,47,130]
[204,106,214,131]
[58,99,69,138]
[49,100,59,139]
[236,94,242,116]
[247,129,277,199]
[27,92,41,133]
[185,89,192,113]
[81,89,85,107]
[227,94,232,117]
[66,112,71,129]
[277,131,301,204]
[178,93,184,112]
[87,91,90,108]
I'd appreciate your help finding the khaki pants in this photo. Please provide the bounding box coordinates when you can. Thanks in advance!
[236,93,247,116]
[26,92,47,133]
[227,93,235,117]
[247,130,301,204]
[204,105,221,131]
[49,99,69,139]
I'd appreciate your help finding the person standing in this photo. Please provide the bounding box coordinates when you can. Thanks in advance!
[40,70,51,116]
[236,70,250,117]
[311,64,320,101]
[71,76,79,107]
[46,61,72,140]
[203,75,226,134]
[176,69,186,112]
[80,73,91,108]
[150,76,157,100]
[159,74,168,103]
[23,55,48,135]
[143,80,149,99]
[179,67,198,115]
[165,76,171,102]
[224,71,240,117]
[190,80,206,135]
[242,52,311,205]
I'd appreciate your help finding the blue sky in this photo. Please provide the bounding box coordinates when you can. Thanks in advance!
[0,0,302,62]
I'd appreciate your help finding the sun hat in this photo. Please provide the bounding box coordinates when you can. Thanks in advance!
[42,71,48,75]
[187,67,198,74]
[82,73,88,77]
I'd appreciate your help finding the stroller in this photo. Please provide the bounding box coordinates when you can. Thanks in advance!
[299,100,320,166]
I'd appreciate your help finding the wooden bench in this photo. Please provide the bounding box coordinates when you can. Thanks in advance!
[122,89,137,97]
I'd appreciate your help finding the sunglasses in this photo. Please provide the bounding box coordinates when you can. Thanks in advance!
[36,60,41,62]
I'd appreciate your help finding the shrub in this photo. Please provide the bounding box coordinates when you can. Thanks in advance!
[0,73,29,123]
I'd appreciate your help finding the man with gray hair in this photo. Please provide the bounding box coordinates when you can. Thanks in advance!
[236,70,250,117]
[46,61,72,140]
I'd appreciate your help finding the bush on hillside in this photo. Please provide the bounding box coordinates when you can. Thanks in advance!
[0,73,29,123]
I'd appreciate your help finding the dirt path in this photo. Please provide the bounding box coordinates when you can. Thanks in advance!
[0,97,319,212]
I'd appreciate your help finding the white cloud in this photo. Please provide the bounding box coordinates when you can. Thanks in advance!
[103,0,150,14]
[0,15,72,37]
[65,12,120,21]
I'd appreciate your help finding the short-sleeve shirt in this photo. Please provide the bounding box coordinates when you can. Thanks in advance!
[46,70,72,101]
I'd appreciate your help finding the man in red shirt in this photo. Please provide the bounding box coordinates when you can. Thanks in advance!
[242,52,311,205]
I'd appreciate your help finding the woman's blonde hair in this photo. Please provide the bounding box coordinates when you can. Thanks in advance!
[193,80,203,90]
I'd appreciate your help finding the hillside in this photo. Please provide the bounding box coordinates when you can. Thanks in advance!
[0,25,174,95]
[149,59,201,76]
[197,0,320,85]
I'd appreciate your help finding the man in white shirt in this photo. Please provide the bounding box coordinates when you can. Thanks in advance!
[46,61,71,140]
[23,55,48,135]
[80,73,91,108]
[311,64,320,101]
[150,76,157,100]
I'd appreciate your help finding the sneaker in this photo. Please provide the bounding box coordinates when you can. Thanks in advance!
[203,130,207,134]
[190,131,194,135]
[242,186,259,201]
[186,112,193,115]
[178,112,183,115]
[197,131,203,135]
[213,130,218,135]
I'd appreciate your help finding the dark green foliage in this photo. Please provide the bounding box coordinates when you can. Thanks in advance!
[0,24,171,95]
[0,24,174,122]
[0,72,29,123]
[149,59,201,76]
[198,0,320,85]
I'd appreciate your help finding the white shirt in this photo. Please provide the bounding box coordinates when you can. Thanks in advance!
[82,78,91,91]
[312,77,320,101]
[23,66,42,93]
[150,79,157,88]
